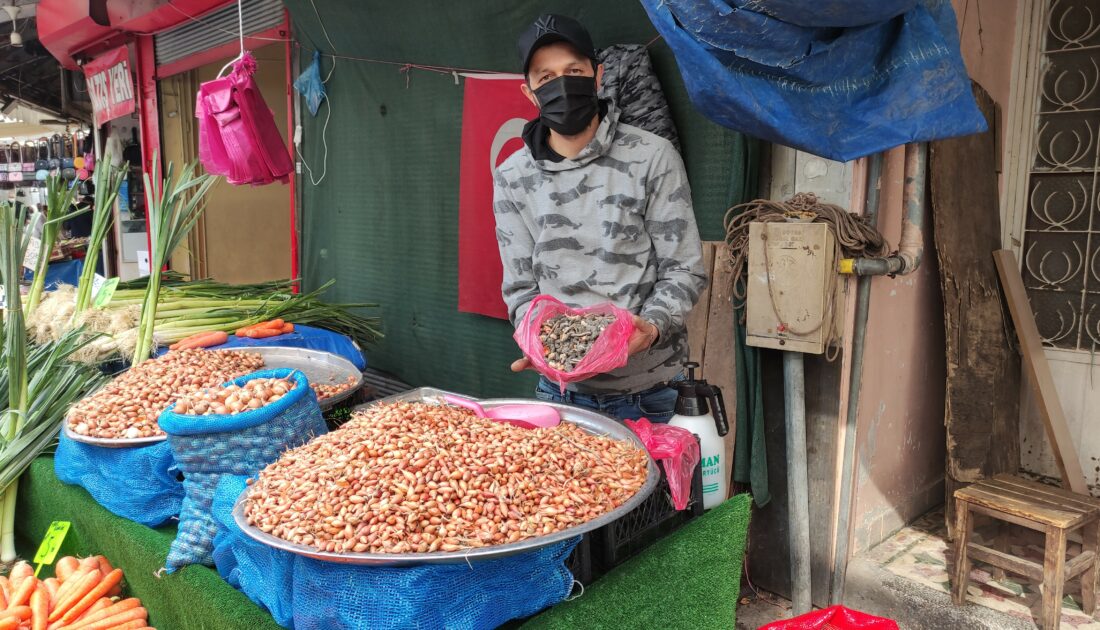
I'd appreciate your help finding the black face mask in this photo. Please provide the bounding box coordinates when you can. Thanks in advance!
[533,75,599,136]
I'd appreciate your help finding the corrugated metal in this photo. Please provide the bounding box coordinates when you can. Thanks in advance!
[154,0,284,67]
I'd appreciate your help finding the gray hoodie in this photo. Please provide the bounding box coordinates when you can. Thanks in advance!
[493,102,706,394]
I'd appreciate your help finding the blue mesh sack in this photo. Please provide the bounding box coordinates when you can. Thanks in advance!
[211,475,578,629]
[159,368,327,572]
[54,432,184,528]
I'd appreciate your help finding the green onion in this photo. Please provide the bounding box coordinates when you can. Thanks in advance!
[132,156,219,363]
[74,157,128,315]
[26,174,87,315]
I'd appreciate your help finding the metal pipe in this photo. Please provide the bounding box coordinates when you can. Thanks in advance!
[843,142,927,277]
[829,152,884,603]
[783,351,812,615]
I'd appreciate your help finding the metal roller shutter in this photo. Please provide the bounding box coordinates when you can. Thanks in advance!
[154,0,284,67]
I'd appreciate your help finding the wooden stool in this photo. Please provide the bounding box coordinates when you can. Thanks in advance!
[953,474,1100,629]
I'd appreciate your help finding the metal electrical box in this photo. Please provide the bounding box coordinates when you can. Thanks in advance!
[745,221,845,354]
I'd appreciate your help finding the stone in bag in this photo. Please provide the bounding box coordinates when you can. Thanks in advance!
[159,368,327,572]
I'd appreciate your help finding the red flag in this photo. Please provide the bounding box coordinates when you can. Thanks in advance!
[458,76,538,319]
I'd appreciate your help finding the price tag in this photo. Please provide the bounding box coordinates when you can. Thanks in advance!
[32,520,70,575]
[22,236,41,271]
[94,277,119,308]
[136,250,150,277]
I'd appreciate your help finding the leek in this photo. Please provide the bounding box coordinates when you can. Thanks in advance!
[26,175,86,315]
[74,158,128,315]
[132,156,219,363]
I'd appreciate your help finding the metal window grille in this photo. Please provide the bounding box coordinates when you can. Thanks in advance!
[1021,0,1100,350]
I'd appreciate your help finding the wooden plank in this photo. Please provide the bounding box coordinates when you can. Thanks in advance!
[994,249,1088,495]
[931,82,1020,485]
[685,243,717,378]
[1083,522,1099,615]
[702,243,737,495]
[953,502,973,605]
[967,542,1044,581]
[956,485,1083,528]
[1042,526,1068,630]
[1065,550,1095,581]
[992,475,1100,511]
[972,482,1093,518]
[968,503,1050,532]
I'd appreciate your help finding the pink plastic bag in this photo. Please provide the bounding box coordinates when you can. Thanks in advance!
[514,294,635,391]
[196,52,293,186]
[625,418,700,510]
[760,605,899,630]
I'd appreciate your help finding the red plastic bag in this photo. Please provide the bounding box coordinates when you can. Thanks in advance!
[196,52,293,186]
[760,605,899,630]
[514,295,635,391]
[625,418,699,510]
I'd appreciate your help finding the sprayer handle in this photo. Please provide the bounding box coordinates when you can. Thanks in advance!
[708,386,730,437]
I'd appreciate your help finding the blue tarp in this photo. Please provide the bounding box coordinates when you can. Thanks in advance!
[155,324,366,370]
[640,0,986,161]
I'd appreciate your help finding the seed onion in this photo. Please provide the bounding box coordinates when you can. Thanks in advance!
[244,402,649,555]
[174,377,294,416]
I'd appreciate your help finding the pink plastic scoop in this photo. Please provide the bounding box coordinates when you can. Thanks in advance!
[442,394,561,429]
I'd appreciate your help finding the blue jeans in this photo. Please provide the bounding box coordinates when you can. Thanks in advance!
[534,377,682,423]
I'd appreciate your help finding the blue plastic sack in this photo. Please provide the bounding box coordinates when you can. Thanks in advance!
[160,368,327,572]
[54,432,184,528]
[639,0,987,161]
[211,475,577,630]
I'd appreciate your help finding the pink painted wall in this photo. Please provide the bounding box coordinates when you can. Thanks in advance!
[847,0,1018,553]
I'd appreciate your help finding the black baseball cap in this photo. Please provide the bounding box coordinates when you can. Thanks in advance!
[517,14,597,75]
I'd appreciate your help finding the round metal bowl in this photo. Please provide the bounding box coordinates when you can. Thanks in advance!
[64,347,363,448]
[232,395,658,566]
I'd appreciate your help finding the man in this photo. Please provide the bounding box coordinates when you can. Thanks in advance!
[493,14,706,422]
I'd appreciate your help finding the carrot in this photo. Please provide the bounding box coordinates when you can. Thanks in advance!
[281,323,294,334]
[47,570,98,623]
[175,331,229,351]
[29,587,46,630]
[58,570,122,625]
[41,580,58,609]
[54,559,79,584]
[65,606,145,630]
[61,600,139,630]
[75,598,112,622]
[90,559,114,598]
[9,564,32,590]
[50,570,89,613]
[8,577,36,609]
[0,577,9,608]
[102,620,146,630]
[243,327,283,339]
[0,606,31,622]
[0,617,16,630]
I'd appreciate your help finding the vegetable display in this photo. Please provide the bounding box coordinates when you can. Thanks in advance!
[244,402,648,554]
[73,160,127,317]
[310,377,358,402]
[172,377,293,416]
[0,556,154,630]
[67,350,264,439]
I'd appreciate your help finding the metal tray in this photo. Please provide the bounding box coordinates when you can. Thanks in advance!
[232,390,659,566]
[64,347,363,448]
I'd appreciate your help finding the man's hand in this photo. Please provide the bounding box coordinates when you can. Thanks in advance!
[511,357,532,372]
[627,316,659,356]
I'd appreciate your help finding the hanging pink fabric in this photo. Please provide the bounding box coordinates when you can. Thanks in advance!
[195,52,293,186]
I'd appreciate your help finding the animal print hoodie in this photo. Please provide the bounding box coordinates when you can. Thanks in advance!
[493,101,706,395]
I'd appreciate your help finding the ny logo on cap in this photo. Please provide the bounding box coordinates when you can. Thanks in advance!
[534,15,558,37]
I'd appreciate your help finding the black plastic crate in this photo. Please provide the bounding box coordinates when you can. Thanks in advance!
[565,438,705,583]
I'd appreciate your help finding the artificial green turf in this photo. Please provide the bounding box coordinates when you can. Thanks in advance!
[16,457,283,630]
[524,494,752,630]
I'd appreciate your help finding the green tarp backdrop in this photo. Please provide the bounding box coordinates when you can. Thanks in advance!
[285,0,757,397]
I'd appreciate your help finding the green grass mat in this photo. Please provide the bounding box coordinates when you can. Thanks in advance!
[16,457,283,630]
[524,494,752,630]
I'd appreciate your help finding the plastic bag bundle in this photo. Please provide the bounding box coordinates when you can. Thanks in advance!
[211,476,578,630]
[54,433,184,528]
[196,52,294,186]
[159,368,327,572]
[514,294,635,392]
[625,418,700,510]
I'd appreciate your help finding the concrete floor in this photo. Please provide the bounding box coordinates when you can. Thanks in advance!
[736,590,792,629]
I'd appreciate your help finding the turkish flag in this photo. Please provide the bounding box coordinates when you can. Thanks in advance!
[457,75,538,319]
